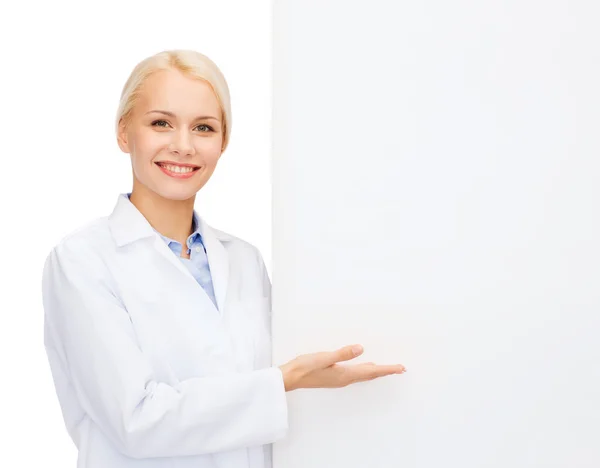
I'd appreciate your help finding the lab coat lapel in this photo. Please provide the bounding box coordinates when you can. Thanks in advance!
[195,216,229,314]
[108,193,230,314]
[151,234,196,283]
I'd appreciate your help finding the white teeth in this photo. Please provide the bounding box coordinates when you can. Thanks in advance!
[160,164,195,174]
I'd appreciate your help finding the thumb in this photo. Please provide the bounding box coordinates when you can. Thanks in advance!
[322,344,363,367]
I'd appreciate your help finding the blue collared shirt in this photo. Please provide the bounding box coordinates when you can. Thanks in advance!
[127,193,218,310]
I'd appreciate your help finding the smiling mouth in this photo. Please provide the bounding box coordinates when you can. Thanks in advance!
[154,162,201,174]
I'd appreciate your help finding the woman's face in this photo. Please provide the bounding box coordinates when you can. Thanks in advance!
[117,68,224,201]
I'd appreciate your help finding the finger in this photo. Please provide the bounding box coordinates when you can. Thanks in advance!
[348,364,406,381]
[373,364,406,375]
[352,362,405,372]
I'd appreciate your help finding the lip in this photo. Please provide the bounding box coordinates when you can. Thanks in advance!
[155,161,200,179]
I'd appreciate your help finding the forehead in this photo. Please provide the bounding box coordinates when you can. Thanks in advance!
[136,69,221,116]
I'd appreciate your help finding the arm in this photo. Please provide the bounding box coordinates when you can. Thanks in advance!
[42,242,288,459]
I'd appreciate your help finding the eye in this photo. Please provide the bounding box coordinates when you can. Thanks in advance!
[151,120,170,128]
[195,124,214,132]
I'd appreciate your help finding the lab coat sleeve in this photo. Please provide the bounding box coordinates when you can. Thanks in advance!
[254,246,272,305]
[41,241,288,459]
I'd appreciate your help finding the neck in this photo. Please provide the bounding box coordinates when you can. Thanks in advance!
[129,181,196,243]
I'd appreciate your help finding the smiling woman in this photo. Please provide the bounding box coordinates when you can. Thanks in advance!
[40,49,405,468]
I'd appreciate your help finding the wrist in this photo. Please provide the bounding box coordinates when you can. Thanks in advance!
[279,361,300,392]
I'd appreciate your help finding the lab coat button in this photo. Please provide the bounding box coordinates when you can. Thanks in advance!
[195,247,202,253]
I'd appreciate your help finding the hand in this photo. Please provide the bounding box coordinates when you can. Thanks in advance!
[278,344,406,392]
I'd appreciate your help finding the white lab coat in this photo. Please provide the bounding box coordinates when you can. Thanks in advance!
[41,193,288,468]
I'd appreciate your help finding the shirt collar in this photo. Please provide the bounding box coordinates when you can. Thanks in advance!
[154,211,204,248]
[109,192,231,247]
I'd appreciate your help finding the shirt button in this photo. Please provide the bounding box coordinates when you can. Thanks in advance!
[195,246,202,253]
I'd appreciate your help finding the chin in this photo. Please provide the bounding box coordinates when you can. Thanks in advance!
[157,189,198,202]
[142,182,196,202]
[135,172,210,202]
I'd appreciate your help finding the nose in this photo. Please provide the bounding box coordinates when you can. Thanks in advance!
[169,129,195,156]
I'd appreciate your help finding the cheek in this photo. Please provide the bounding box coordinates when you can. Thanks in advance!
[137,131,167,154]
[198,138,223,164]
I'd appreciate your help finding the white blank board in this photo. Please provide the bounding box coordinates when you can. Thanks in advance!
[272,1,600,467]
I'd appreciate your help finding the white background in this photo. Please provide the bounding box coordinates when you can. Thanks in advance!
[3,1,600,467]
[273,1,600,467]
[0,1,271,466]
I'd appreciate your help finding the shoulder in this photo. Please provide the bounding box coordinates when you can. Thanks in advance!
[209,225,265,263]
[207,224,269,289]
[43,216,115,273]
[208,224,271,296]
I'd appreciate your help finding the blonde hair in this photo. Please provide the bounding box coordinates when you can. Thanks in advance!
[115,49,232,152]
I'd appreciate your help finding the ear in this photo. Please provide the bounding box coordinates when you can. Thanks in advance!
[116,118,131,154]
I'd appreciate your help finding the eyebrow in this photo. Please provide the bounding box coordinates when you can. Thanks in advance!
[145,110,220,122]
